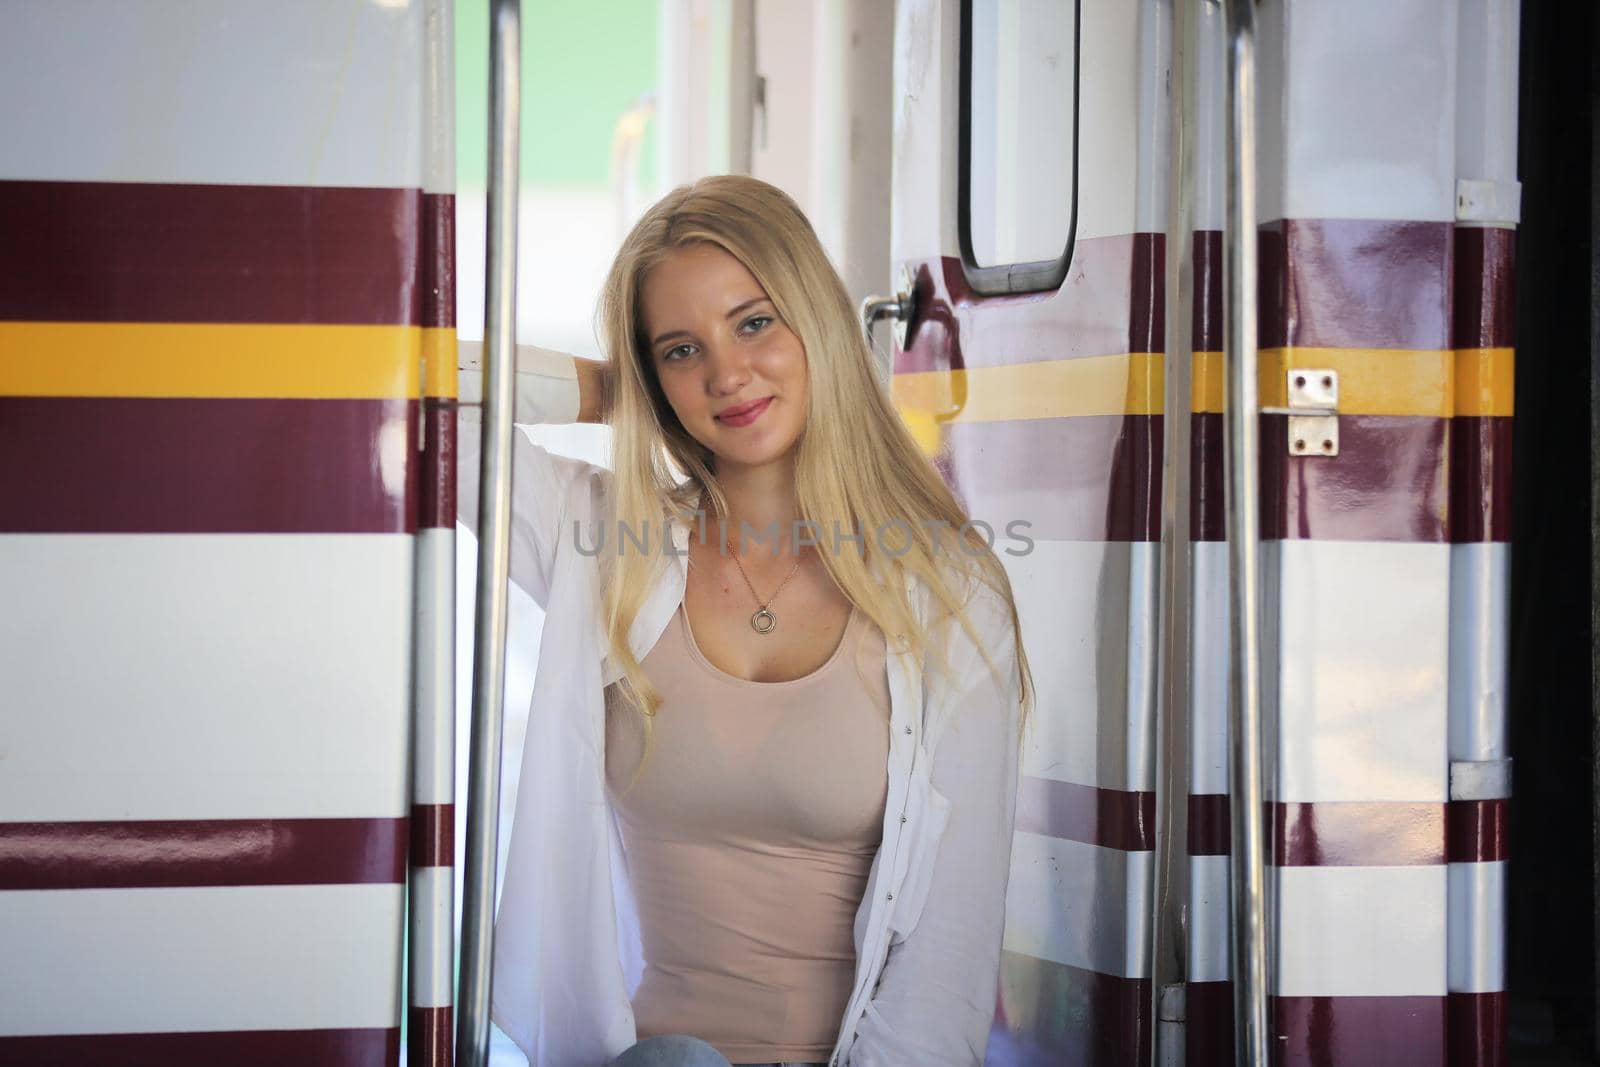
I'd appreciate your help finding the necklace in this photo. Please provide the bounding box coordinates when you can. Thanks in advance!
[716,516,803,635]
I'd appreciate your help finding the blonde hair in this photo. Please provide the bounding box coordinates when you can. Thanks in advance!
[595,175,1034,765]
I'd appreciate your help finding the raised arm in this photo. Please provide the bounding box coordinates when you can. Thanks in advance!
[454,343,613,611]
[455,341,612,425]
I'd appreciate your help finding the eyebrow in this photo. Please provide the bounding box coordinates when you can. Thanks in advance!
[650,297,773,349]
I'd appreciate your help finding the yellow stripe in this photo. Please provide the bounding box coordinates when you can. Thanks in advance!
[422,328,458,399]
[1259,347,1452,416]
[892,353,1164,422]
[1195,348,1463,416]
[1192,351,1226,413]
[0,322,421,399]
[1454,347,1514,416]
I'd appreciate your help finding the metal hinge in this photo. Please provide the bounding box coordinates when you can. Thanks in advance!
[1263,368,1339,457]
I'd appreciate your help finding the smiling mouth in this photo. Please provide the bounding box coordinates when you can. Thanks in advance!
[715,397,774,425]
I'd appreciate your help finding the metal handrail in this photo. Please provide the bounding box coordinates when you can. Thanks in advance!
[1221,1,1269,1064]
[457,1,521,1064]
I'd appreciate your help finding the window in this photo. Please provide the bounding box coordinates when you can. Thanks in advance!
[959,0,1080,294]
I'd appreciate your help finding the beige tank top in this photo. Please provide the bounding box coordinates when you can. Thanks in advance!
[604,599,891,1064]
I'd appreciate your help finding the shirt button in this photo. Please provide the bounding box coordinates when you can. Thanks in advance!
[886,892,894,901]
[904,725,912,735]
[900,815,907,824]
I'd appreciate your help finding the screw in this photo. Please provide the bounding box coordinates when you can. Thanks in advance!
[1321,375,1333,390]
[1322,439,1334,452]
[1294,375,1306,389]
[1294,438,1306,452]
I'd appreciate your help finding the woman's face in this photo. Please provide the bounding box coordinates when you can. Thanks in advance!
[638,243,809,477]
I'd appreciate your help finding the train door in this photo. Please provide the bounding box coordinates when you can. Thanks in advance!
[0,3,457,1064]
[888,1,1157,1062]
[886,1,1517,1064]
[1169,3,1516,1064]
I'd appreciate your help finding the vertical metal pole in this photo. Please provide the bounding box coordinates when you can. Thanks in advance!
[457,1,519,1065]
[1221,1,1269,1064]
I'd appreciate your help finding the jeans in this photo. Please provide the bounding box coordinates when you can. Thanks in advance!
[607,1033,827,1067]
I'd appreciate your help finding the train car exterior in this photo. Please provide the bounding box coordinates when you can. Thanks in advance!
[0,1,1521,1065]
[0,2,459,1064]
[886,1,1516,1064]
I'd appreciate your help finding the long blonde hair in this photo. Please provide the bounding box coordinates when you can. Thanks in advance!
[595,175,1034,750]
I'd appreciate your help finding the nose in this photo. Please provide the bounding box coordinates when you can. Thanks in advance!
[703,338,753,396]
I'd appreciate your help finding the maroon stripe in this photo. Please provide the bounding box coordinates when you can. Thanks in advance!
[1190,412,1226,541]
[409,804,455,869]
[407,1006,453,1067]
[1015,777,1155,852]
[945,414,1162,542]
[0,817,407,890]
[1183,980,1235,1067]
[896,243,1145,375]
[1186,983,1448,1067]
[419,397,458,530]
[1187,793,1230,855]
[989,952,1149,1067]
[1452,227,1516,349]
[1447,798,1508,863]
[0,1029,399,1067]
[1448,991,1508,1067]
[1259,414,1448,542]
[1127,232,1165,353]
[1194,413,1449,541]
[1449,416,1513,542]
[1192,230,1224,352]
[1259,219,1452,350]
[0,397,417,534]
[422,193,456,330]
[0,180,422,325]
[1274,801,1444,866]
[1187,799,1446,865]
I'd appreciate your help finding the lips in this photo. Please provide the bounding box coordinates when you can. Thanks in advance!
[715,397,773,426]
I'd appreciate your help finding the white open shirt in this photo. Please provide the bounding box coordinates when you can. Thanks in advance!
[456,352,1023,1067]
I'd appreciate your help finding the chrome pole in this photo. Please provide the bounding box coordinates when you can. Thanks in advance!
[457,1,520,1064]
[1221,0,1269,1064]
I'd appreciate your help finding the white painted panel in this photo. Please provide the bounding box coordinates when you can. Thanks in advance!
[1131,0,1170,234]
[415,528,457,808]
[1188,854,1231,982]
[1189,541,1230,796]
[1075,0,1140,239]
[1275,865,1448,997]
[0,534,413,821]
[1005,830,1152,979]
[409,867,456,1009]
[1006,540,1143,792]
[1448,860,1506,993]
[890,0,961,263]
[0,884,404,1035]
[1448,542,1511,763]
[1272,540,1450,803]
[1191,1,1227,233]
[1257,0,1458,223]
[0,0,424,188]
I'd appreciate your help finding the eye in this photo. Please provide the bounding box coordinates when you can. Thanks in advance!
[661,342,697,362]
[739,314,773,335]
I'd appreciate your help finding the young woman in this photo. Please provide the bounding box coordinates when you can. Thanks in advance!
[458,175,1034,1067]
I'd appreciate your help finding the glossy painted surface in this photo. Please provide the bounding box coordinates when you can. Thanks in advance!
[0,534,414,823]
[2,884,404,1035]
[0,818,407,890]
[0,0,427,188]
[0,2,447,1059]
[0,181,431,325]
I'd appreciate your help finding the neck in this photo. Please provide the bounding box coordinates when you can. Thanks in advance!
[702,463,802,558]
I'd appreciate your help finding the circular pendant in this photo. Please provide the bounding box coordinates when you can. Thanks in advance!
[751,608,776,634]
